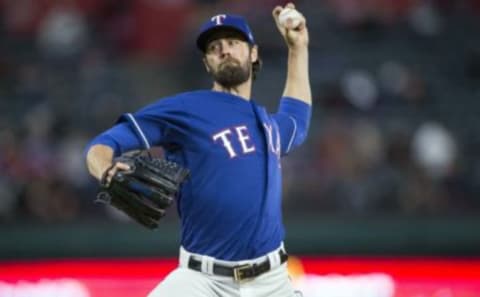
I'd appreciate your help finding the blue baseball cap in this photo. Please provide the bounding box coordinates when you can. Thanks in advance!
[196,14,255,52]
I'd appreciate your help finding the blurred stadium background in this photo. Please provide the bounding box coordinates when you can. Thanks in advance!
[1,0,480,296]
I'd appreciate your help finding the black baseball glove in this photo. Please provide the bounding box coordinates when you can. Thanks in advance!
[96,153,189,229]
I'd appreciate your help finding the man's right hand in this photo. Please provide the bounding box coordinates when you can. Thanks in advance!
[101,162,131,186]
[86,144,132,184]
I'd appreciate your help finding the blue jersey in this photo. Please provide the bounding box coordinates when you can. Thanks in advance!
[86,90,311,260]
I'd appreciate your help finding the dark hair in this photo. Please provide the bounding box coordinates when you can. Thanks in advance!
[252,59,261,81]
[251,46,262,81]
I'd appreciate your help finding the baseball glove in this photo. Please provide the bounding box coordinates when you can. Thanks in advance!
[96,153,189,229]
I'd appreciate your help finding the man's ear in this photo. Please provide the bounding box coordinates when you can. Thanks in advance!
[250,45,259,63]
[203,57,211,73]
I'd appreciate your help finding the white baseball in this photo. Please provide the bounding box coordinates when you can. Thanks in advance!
[278,8,303,29]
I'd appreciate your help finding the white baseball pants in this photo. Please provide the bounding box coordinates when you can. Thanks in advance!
[147,244,301,297]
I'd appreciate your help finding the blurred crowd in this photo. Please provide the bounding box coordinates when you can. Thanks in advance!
[1,0,480,224]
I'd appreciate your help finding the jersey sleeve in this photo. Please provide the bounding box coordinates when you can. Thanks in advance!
[85,96,189,157]
[272,97,312,156]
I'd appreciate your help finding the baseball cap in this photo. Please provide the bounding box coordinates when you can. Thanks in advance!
[196,14,255,52]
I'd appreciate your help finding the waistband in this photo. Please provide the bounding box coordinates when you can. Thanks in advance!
[179,243,287,280]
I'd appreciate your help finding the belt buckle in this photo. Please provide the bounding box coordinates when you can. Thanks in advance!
[233,264,253,282]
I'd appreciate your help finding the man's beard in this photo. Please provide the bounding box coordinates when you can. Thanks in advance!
[212,59,251,88]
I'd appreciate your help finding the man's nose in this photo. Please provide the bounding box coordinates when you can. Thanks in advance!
[219,41,233,57]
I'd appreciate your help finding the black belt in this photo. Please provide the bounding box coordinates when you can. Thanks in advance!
[188,250,288,282]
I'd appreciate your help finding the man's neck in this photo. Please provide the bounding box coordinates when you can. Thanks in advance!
[212,80,252,100]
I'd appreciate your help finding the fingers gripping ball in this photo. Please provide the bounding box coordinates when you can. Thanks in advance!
[278,7,303,29]
[96,153,189,229]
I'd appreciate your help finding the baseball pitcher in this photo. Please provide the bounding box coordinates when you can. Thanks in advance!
[85,3,311,297]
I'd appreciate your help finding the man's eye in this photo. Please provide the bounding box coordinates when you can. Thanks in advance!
[208,43,220,52]
[228,40,239,46]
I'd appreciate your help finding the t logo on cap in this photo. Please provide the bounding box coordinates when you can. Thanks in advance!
[211,14,227,25]
[196,14,255,52]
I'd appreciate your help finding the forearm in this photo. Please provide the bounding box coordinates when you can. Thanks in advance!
[282,47,311,105]
[86,144,115,181]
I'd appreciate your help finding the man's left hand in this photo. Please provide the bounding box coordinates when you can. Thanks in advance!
[272,3,309,50]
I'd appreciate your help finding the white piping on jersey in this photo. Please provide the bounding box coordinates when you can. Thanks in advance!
[286,116,297,153]
[126,113,151,149]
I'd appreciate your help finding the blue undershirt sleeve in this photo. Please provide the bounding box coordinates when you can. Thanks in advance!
[84,97,188,157]
[84,121,154,157]
[272,97,312,156]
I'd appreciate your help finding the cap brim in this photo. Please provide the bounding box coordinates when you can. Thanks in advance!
[196,26,251,52]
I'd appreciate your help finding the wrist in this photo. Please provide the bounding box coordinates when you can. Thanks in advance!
[288,45,308,56]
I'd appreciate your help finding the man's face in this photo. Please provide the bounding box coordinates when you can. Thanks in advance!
[203,30,257,88]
